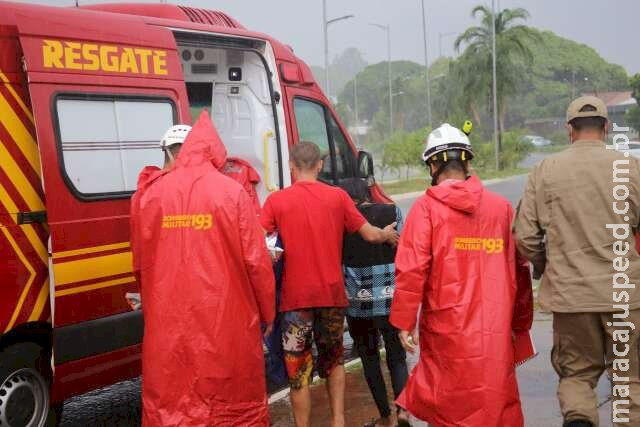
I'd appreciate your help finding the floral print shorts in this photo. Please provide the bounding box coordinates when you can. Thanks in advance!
[281,307,346,389]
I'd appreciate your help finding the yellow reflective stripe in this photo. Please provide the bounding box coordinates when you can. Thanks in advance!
[22,226,47,265]
[0,138,44,211]
[2,226,36,333]
[0,183,47,264]
[0,70,34,124]
[55,275,135,297]
[28,279,49,322]
[53,242,131,260]
[0,92,40,174]
[0,182,18,225]
[54,251,133,287]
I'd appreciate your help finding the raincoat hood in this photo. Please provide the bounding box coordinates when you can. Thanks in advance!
[135,166,166,193]
[176,111,228,170]
[427,175,483,214]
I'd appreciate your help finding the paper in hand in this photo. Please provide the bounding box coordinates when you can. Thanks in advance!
[514,330,537,367]
[265,233,284,262]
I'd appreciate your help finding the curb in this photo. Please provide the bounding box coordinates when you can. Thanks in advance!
[389,174,528,202]
[267,357,364,405]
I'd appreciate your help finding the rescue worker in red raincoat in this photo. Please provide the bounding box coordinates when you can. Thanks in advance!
[390,123,533,427]
[130,112,275,426]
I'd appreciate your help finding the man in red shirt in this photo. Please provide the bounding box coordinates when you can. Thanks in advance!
[261,141,398,427]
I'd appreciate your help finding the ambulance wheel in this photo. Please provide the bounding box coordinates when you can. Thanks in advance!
[0,342,59,427]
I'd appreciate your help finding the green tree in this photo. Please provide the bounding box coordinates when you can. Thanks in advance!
[510,29,628,124]
[472,130,533,171]
[454,6,541,166]
[338,61,425,125]
[311,47,368,100]
[334,23,629,146]
[626,73,640,132]
[382,128,429,180]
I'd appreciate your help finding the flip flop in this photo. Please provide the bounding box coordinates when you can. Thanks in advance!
[363,419,388,427]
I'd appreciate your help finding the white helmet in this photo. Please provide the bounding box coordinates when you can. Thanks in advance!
[161,125,192,149]
[422,123,474,163]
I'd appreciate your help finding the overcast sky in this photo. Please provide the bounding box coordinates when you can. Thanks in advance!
[23,0,640,74]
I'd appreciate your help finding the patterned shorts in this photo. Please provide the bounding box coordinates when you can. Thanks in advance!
[281,307,346,389]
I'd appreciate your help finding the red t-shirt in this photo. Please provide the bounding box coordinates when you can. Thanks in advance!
[261,181,367,311]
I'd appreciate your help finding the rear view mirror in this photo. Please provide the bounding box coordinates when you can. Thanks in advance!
[357,151,374,182]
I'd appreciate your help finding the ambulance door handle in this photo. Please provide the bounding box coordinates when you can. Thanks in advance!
[17,210,47,225]
[262,130,277,192]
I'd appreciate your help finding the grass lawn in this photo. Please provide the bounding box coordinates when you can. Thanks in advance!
[380,177,429,195]
[381,167,529,196]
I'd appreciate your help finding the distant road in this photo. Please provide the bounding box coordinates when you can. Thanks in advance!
[394,174,529,216]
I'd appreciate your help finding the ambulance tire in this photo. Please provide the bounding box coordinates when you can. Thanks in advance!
[0,341,60,427]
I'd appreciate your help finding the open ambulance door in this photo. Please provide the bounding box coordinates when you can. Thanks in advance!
[174,31,289,203]
[15,7,187,398]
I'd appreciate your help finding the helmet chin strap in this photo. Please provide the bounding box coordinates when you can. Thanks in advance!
[429,164,443,187]
[165,148,175,164]
[429,159,470,186]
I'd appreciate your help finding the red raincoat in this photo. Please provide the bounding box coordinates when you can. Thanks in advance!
[390,176,533,427]
[222,157,261,214]
[130,112,275,426]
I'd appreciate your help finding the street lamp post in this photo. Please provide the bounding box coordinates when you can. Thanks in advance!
[354,73,359,144]
[491,0,499,170]
[390,91,405,131]
[420,0,432,128]
[323,0,328,94]
[438,32,456,59]
[370,23,392,137]
[322,0,354,99]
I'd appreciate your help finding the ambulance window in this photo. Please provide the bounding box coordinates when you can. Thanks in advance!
[55,97,174,198]
[186,82,213,122]
[328,115,356,180]
[292,98,333,183]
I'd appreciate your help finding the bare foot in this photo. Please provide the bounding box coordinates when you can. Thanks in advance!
[397,410,411,426]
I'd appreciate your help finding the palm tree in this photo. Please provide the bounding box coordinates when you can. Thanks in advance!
[454,5,541,165]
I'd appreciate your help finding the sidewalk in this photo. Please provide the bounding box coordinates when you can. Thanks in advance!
[269,360,390,426]
[268,312,614,427]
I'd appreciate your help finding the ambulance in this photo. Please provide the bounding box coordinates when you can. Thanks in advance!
[0,2,384,425]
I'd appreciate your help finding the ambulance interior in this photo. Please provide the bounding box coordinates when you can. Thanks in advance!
[178,37,287,201]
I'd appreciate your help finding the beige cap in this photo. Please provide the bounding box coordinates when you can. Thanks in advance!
[566,96,608,122]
